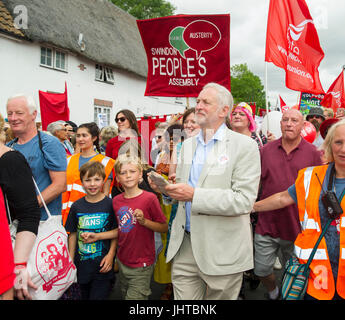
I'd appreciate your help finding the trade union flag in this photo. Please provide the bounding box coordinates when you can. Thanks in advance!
[265,0,324,94]
[321,70,345,112]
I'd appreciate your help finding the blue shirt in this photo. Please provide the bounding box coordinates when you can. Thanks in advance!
[185,123,226,232]
[8,133,67,220]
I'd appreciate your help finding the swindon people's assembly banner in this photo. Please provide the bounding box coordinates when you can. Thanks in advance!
[137,14,230,97]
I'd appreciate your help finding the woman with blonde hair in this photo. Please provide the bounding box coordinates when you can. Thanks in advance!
[254,119,345,300]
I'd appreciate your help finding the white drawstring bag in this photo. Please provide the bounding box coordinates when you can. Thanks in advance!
[9,178,77,300]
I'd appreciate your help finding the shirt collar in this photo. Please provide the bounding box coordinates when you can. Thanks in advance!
[196,123,226,145]
[277,136,304,151]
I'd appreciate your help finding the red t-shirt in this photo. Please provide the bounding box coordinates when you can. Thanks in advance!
[113,190,166,268]
[0,187,15,295]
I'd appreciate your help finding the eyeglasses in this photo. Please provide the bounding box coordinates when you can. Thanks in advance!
[115,116,126,123]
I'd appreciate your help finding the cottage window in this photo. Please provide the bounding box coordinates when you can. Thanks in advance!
[104,67,114,84]
[40,46,67,72]
[40,47,53,67]
[95,64,104,81]
[94,105,111,128]
[55,50,66,71]
[95,64,114,84]
[175,97,184,105]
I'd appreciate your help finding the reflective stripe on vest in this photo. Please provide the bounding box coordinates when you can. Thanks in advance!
[294,164,345,300]
[61,153,115,226]
[301,166,314,230]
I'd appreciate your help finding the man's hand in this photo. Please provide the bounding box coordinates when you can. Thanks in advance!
[266,130,276,142]
[164,183,194,202]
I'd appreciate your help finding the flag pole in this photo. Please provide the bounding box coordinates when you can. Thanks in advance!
[265,61,270,133]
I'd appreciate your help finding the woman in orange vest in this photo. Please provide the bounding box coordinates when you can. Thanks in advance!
[253,119,345,300]
[62,122,115,226]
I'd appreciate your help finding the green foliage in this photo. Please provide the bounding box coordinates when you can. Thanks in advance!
[110,0,176,19]
[230,63,266,110]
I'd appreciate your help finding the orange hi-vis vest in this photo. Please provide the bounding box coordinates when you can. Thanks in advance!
[295,164,345,300]
[61,153,115,226]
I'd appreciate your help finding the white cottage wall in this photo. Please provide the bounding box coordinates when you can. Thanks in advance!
[0,36,187,126]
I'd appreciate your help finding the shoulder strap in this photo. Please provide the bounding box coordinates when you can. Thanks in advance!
[32,177,51,219]
[37,130,46,160]
[305,218,333,270]
[4,194,12,225]
[7,137,18,148]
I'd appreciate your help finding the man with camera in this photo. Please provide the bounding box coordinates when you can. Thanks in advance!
[253,109,322,300]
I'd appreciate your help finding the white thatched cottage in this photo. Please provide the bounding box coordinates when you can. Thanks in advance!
[0,0,188,126]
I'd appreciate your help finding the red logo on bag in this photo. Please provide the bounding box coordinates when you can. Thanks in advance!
[35,231,76,293]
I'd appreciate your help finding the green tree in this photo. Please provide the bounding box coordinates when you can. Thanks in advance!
[110,0,176,19]
[230,63,266,110]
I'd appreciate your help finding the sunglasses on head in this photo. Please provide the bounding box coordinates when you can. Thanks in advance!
[115,116,126,123]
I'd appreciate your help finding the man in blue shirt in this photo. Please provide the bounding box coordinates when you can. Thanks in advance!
[6,94,67,220]
[164,83,261,300]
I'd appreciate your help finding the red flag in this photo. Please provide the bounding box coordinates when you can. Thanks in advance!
[265,0,324,94]
[137,15,230,97]
[248,102,256,118]
[39,83,69,130]
[321,70,345,112]
[279,95,286,107]
[279,95,290,112]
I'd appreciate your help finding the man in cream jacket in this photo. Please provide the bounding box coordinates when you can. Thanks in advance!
[164,82,261,300]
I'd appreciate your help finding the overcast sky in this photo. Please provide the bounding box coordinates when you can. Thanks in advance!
[168,0,345,107]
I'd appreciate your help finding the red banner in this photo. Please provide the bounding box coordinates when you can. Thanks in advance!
[39,82,69,130]
[321,70,345,112]
[137,14,230,97]
[265,0,324,94]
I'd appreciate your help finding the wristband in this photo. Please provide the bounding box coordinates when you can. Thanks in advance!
[15,262,27,267]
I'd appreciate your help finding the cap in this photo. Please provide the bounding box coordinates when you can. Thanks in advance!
[320,118,339,139]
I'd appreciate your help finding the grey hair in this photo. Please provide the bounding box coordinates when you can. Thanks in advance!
[7,94,37,114]
[202,82,234,112]
[47,120,66,135]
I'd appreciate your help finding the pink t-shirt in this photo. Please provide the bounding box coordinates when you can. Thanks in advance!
[113,190,166,268]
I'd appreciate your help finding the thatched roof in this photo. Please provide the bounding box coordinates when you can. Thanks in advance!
[0,0,147,77]
[0,1,25,39]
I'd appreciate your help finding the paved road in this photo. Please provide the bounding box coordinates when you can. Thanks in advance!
[108,268,283,300]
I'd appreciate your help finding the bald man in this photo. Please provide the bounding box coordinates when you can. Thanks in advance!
[253,109,323,300]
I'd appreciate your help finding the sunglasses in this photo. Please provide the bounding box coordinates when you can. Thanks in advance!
[155,135,162,139]
[115,116,126,123]
[307,115,322,119]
